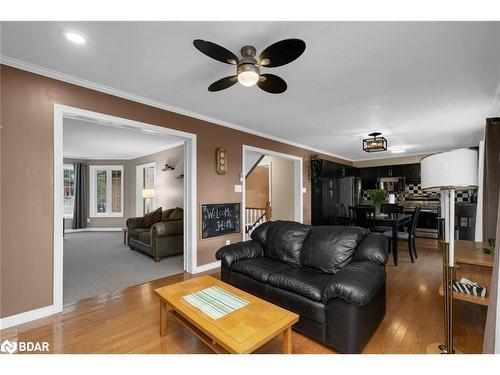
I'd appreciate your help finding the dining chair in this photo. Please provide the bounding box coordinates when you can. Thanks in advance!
[383,207,421,263]
[348,206,375,230]
[336,204,350,226]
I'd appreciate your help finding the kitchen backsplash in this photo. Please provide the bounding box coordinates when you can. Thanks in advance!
[362,183,472,202]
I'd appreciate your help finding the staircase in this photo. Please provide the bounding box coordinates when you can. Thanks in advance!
[245,201,272,235]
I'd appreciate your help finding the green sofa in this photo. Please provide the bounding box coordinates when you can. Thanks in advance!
[126,207,183,262]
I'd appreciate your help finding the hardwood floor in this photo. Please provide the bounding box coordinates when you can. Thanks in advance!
[0,238,487,354]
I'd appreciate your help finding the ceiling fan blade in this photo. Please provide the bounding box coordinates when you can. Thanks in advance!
[257,74,287,94]
[208,76,238,92]
[258,39,306,67]
[193,39,239,65]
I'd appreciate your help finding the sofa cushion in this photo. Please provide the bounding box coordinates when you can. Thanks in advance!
[353,232,388,265]
[138,229,151,245]
[144,207,162,228]
[167,207,183,221]
[250,221,272,245]
[129,228,149,241]
[301,226,368,274]
[231,257,295,283]
[264,221,311,265]
[267,267,333,302]
[161,208,175,222]
[322,262,386,305]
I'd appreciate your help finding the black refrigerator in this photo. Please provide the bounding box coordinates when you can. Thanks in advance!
[311,159,361,225]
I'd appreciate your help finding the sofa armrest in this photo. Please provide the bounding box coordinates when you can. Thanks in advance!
[215,240,264,269]
[126,216,145,231]
[152,220,183,237]
[353,232,388,265]
[322,262,386,305]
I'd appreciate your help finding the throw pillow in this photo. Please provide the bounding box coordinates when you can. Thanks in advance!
[167,207,183,221]
[144,207,162,228]
[161,208,174,222]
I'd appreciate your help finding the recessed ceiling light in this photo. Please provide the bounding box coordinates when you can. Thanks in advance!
[390,147,406,154]
[62,30,87,45]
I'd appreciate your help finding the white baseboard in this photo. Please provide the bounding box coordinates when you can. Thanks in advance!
[193,261,220,274]
[65,227,123,233]
[0,305,55,330]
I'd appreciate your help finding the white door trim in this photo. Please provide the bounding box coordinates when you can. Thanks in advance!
[53,104,198,315]
[241,145,303,240]
[136,161,156,216]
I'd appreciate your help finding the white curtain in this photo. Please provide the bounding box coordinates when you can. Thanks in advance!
[475,140,484,242]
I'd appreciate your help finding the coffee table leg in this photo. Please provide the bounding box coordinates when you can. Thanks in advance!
[160,300,167,336]
[282,326,292,354]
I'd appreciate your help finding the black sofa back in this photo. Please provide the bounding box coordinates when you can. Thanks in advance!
[251,220,379,273]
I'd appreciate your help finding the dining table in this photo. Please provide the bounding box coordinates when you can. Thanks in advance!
[370,212,412,266]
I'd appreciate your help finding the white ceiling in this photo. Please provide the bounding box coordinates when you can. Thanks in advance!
[63,118,183,159]
[2,21,500,161]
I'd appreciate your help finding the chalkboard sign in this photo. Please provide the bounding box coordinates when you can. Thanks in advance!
[201,203,241,239]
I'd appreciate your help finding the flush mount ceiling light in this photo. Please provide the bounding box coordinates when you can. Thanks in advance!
[390,146,407,154]
[193,39,306,94]
[62,30,87,45]
[363,132,388,153]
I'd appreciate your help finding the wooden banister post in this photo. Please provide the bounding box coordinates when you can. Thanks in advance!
[265,201,272,221]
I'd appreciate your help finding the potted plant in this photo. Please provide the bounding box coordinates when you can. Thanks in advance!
[368,189,388,215]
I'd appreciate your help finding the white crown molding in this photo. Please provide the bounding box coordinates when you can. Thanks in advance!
[0,56,352,163]
[0,305,55,330]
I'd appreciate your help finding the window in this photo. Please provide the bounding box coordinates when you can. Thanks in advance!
[63,164,75,218]
[90,165,124,217]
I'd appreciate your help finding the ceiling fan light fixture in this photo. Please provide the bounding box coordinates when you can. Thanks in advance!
[237,64,260,87]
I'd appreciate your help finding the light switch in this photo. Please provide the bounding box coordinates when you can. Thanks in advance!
[234,184,242,192]
[225,240,231,246]
[302,187,307,194]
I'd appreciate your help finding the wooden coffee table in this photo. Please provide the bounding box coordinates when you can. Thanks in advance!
[155,275,299,354]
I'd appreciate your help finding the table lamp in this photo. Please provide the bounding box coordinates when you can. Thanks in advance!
[421,148,478,354]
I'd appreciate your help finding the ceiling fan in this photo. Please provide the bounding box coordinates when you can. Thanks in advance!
[193,38,306,94]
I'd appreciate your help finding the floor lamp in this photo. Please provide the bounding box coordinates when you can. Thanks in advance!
[421,149,478,354]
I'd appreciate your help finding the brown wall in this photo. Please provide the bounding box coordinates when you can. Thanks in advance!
[0,65,350,318]
[245,166,269,208]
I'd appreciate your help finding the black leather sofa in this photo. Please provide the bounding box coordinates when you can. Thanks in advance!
[215,220,388,353]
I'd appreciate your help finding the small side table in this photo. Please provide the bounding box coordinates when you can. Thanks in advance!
[122,227,128,245]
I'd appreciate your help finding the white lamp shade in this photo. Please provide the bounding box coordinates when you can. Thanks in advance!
[142,188,155,199]
[421,149,478,191]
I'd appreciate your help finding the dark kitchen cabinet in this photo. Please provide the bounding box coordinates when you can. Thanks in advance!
[377,165,405,178]
[405,163,421,182]
[334,165,358,178]
[357,163,421,189]
[359,167,378,190]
